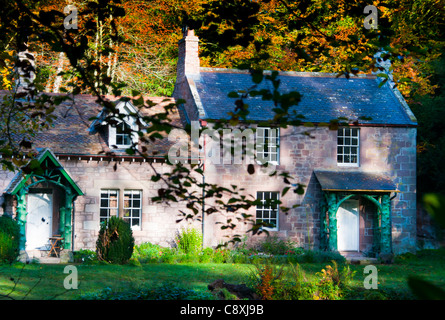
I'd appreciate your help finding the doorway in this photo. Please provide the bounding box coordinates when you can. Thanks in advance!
[337,199,359,251]
[25,192,53,250]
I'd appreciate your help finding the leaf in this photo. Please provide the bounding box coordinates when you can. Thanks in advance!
[281,187,290,197]
[19,139,32,149]
[423,193,445,228]
[250,70,264,84]
[408,276,445,300]
[376,73,388,79]
[228,91,240,98]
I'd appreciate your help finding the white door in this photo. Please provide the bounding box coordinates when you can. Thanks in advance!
[26,193,53,250]
[337,199,359,251]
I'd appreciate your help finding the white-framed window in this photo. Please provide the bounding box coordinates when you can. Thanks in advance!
[109,120,137,149]
[256,127,279,165]
[108,103,140,149]
[99,189,142,230]
[256,191,279,231]
[123,190,142,230]
[337,128,359,166]
[115,122,132,147]
[100,189,119,224]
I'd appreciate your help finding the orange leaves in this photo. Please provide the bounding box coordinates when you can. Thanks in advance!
[255,264,275,300]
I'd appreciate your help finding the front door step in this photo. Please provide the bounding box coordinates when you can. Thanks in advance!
[340,251,379,265]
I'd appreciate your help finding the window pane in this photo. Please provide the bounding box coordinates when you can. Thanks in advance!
[256,192,279,230]
[337,128,359,164]
[351,147,357,155]
[100,199,108,207]
[271,210,277,219]
[123,190,142,229]
[100,208,108,218]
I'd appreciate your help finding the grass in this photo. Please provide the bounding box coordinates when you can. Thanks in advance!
[1,248,444,300]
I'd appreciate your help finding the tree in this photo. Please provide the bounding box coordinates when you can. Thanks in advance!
[0,0,443,245]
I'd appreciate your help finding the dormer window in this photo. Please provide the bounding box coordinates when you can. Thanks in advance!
[108,119,137,149]
[106,102,143,150]
[89,100,146,151]
[115,122,132,147]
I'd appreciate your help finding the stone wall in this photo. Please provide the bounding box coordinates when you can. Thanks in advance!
[202,125,417,254]
[0,124,417,254]
[57,159,198,250]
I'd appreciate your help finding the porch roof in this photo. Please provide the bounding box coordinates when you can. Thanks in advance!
[314,170,398,192]
[5,148,83,196]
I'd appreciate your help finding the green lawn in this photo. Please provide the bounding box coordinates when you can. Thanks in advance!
[1,249,444,300]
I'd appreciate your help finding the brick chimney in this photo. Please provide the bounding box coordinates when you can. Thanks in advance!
[173,27,203,123]
[176,27,200,81]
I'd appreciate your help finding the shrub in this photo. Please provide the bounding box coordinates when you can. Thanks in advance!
[176,226,202,254]
[258,235,295,255]
[132,242,163,263]
[247,260,355,300]
[0,215,20,264]
[73,249,97,264]
[160,247,178,263]
[198,247,214,263]
[296,250,346,264]
[314,260,355,300]
[213,248,230,263]
[247,261,286,300]
[96,217,135,264]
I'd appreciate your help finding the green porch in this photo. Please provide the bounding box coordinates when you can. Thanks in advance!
[5,148,83,260]
[315,170,398,257]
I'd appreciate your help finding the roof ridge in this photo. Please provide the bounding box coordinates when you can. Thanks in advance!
[199,67,376,79]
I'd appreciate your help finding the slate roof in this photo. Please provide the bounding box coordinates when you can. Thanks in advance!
[192,68,417,126]
[0,91,182,157]
[314,170,398,192]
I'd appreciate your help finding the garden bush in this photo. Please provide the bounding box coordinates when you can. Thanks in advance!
[0,215,20,264]
[258,235,296,255]
[175,226,202,254]
[73,249,97,264]
[132,242,163,263]
[247,260,355,300]
[96,216,135,264]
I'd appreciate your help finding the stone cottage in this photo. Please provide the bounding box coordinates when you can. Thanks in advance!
[0,29,417,262]
[172,29,417,257]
